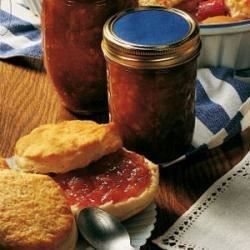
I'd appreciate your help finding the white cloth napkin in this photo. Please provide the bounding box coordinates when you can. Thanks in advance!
[154,152,250,250]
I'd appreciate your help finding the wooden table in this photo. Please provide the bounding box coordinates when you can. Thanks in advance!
[0,58,249,249]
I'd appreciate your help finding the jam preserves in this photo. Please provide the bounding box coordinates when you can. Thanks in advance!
[52,150,151,208]
[102,8,201,163]
[42,0,137,115]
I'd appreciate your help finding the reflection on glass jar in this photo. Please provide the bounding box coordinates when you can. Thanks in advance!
[102,7,201,163]
[42,0,137,115]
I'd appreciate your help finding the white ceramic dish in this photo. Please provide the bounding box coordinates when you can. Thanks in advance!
[199,20,250,69]
[23,0,41,16]
[123,202,157,249]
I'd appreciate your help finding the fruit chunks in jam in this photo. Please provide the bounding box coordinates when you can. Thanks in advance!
[52,150,151,208]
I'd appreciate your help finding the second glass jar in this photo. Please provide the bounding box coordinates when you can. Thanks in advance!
[42,0,137,115]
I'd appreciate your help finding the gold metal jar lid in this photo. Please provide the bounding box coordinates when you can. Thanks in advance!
[102,7,201,69]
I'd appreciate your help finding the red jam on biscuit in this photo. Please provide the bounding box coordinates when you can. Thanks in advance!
[52,150,151,208]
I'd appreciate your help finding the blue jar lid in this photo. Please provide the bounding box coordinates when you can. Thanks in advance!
[113,9,190,46]
[102,7,201,69]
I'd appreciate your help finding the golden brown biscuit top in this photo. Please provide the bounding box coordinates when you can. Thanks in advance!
[14,120,123,174]
[202,15,243,24]
[139,0,183,7]
[225,0,250,18]
[0,170,74,249]
[15,120,120,158]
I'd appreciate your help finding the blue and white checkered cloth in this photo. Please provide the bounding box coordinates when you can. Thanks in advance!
[0,0,41,58]
[1,0,250,166]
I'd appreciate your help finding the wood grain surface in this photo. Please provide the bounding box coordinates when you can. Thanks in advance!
[0,58,249,249]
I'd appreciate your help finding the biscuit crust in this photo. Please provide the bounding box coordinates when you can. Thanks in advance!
[202,15,243,24]
[14,121,122,174]
[0,170,77,250]
[100,155,159,221]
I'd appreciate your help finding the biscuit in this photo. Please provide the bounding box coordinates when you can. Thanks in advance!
[0,170,77,250]
[139,0,183,8]
[140,0,250,20]
[202,15,243,24]
[14,120,123,174]
[225,0,250,18]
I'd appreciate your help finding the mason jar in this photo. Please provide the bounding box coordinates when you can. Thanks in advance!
[102,7,201,163]
[42,0,137,116]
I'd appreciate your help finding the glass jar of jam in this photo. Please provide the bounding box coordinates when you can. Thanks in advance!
[102,7,201,163]
[42,0,137,115]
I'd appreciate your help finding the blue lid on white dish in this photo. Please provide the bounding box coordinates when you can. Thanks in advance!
[102,7,201,68]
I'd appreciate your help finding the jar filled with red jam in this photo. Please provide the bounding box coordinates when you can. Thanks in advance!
[42,0,137,115]
[102,7,201,163]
